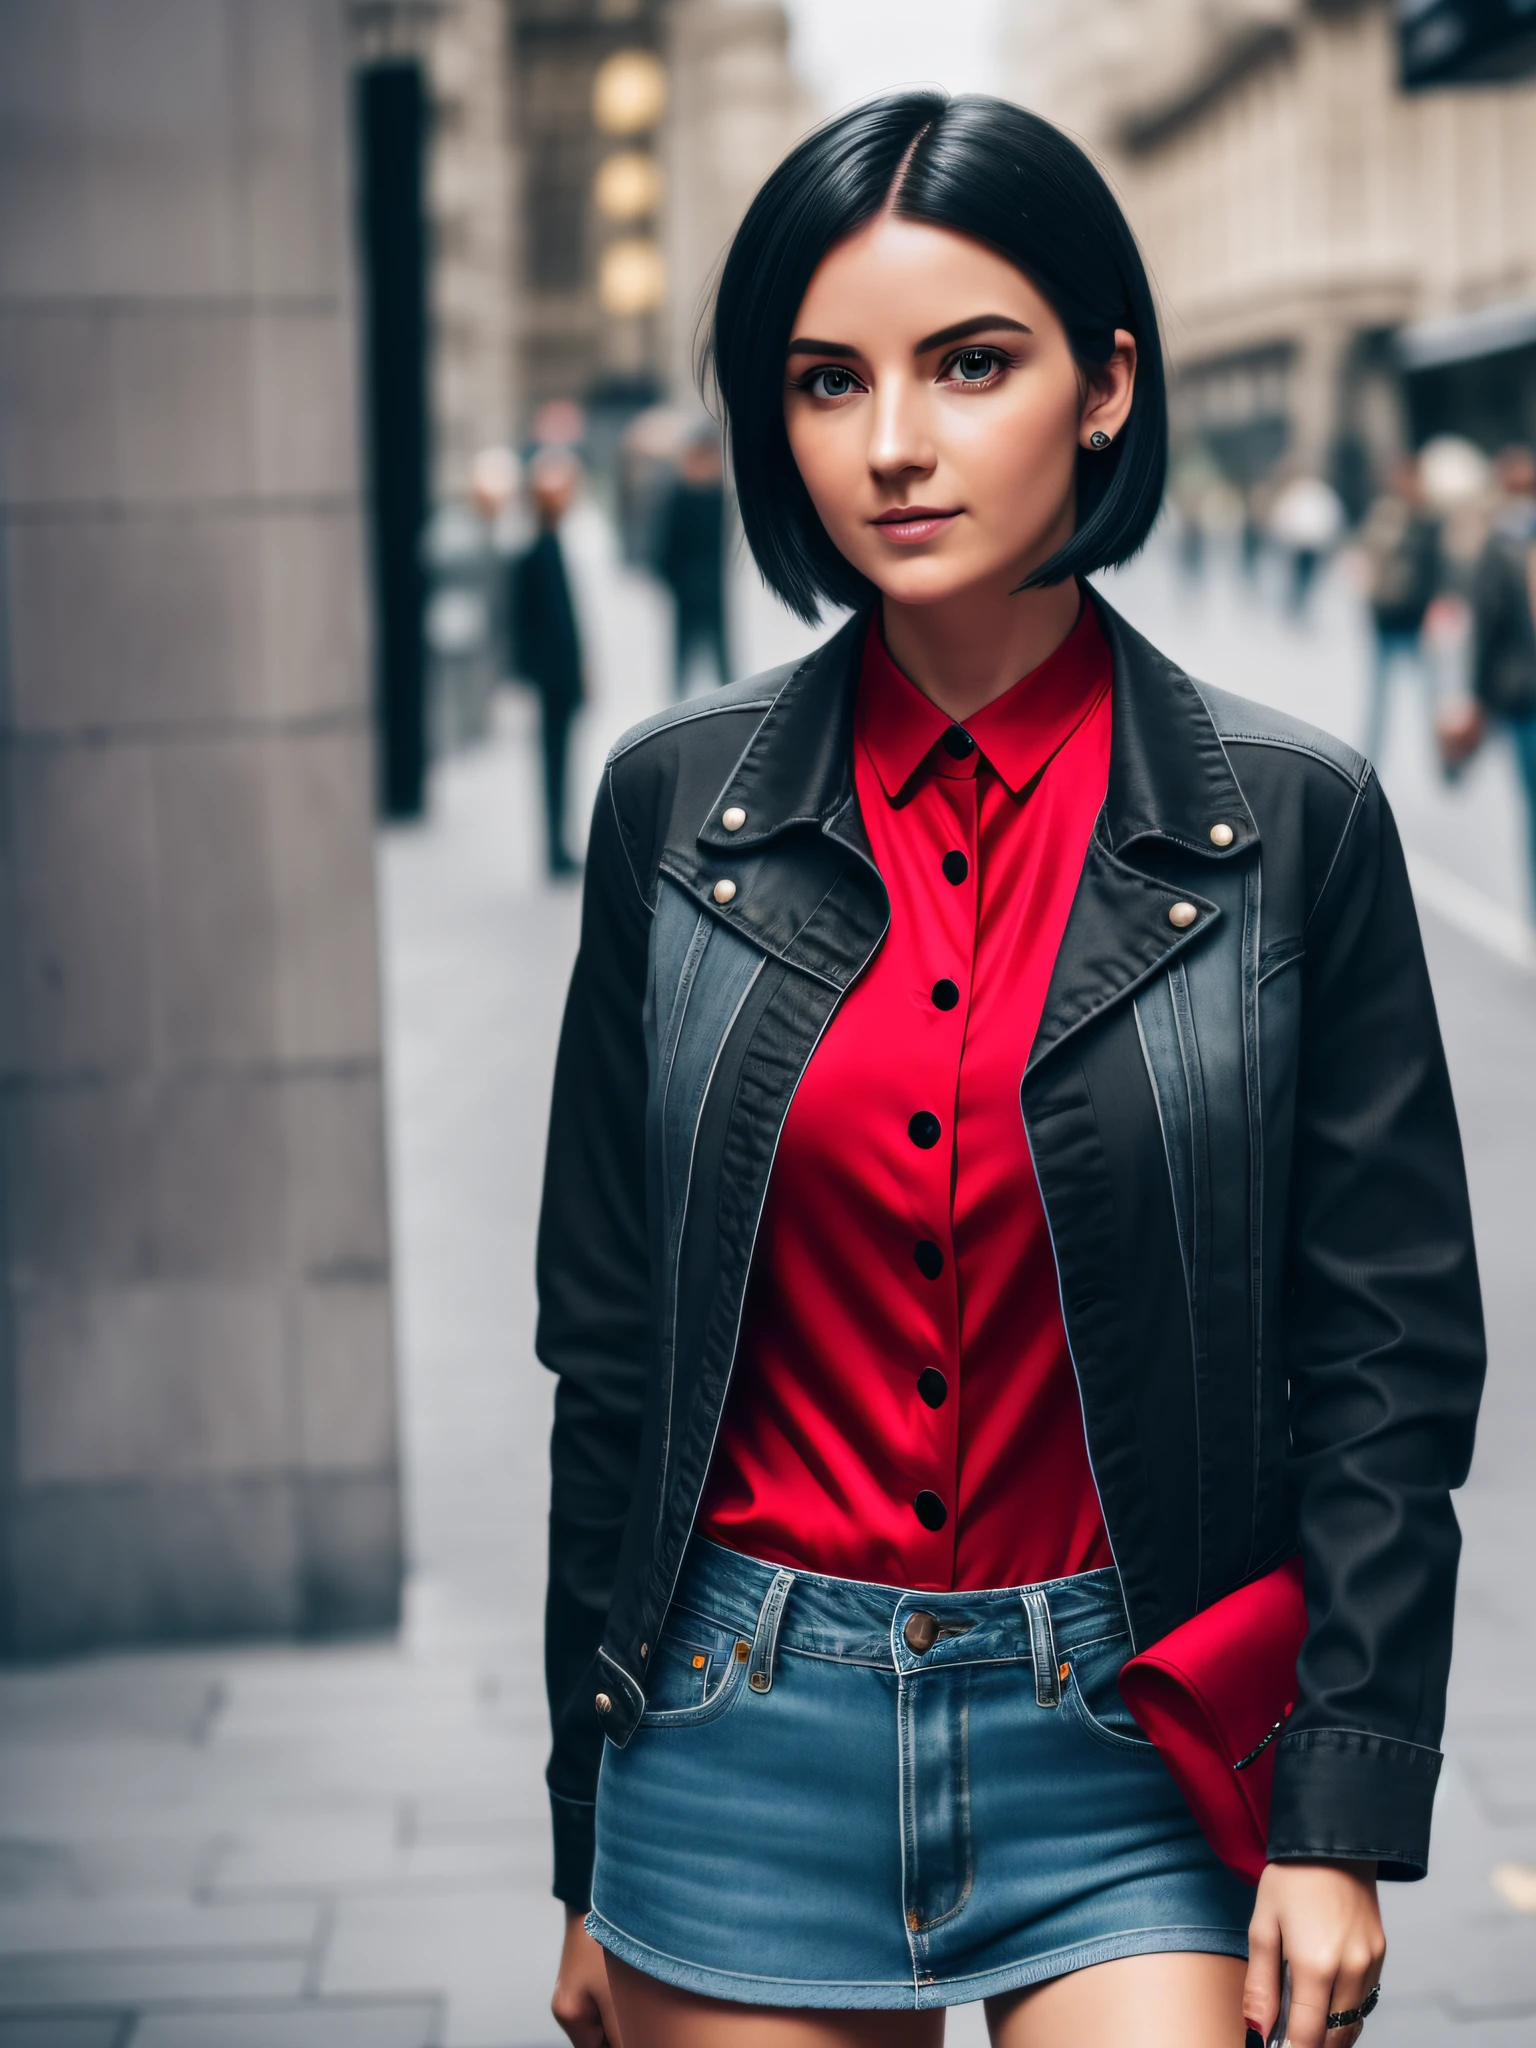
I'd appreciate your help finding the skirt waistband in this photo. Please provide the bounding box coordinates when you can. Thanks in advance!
[671,1538,1130,1692]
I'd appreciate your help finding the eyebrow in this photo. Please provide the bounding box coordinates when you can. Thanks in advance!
[916,313,1032,352]
[784,314,1032,362]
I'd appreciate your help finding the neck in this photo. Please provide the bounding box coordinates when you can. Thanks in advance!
[879,574,1083,724]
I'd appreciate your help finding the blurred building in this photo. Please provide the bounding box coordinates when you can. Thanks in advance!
[352,0,519,495]
[513,0,669,427]
[1006,0,1536,502]
[0,0,401,1652]
[510,0,803,441]
[665,0,809,399]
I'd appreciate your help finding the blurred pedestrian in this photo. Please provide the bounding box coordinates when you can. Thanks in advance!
[658,429,730,696]
[509,449,584,877]
[1269,472,1344,616]
[1469,445,1536,899]
[1167,451,1210,585]
[1358,455,1441,762]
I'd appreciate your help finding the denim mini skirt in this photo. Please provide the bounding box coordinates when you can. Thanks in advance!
[588,1538,1253,2010]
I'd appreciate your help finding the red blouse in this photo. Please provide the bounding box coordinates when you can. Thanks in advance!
[699,598,1117,1591]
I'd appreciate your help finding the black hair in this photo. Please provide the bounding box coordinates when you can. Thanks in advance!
[708,92,1168,623]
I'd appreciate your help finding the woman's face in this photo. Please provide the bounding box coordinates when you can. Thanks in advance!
[783,215,1136,609]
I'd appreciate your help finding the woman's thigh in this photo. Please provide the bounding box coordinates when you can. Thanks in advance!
[986,1951,1247,2048]
[605,1953,945,2048]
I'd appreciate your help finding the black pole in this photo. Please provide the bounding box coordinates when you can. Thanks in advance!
[357,63,430,820]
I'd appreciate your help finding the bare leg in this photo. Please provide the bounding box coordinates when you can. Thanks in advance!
[987,1950,1247,2048]
[605,1952,946,2048]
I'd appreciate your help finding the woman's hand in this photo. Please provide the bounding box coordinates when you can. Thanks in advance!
[1245,1861,1384,2048]
[552,1907,622,2048]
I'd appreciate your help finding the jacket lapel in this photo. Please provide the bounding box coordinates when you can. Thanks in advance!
[670,612,888,989]
[1027,592,1259,1073]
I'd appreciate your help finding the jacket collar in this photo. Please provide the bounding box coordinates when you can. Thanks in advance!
[697,587,1257,866]
[696,610,869,855]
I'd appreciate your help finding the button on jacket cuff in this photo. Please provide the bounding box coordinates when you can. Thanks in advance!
[550,1790,597,1909]
[1267,1726,1442,1881]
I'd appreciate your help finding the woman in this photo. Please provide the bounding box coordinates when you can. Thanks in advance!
[537,95,1484,2048]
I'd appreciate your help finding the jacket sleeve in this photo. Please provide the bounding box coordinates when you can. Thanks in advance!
[536,768,652,1908]
[1269,773,1485,1879]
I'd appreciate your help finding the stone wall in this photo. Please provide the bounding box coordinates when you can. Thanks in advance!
[0,0,401,1653]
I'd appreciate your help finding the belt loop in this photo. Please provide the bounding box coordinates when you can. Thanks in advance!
[1022,1587,1060,1708]
[747,1569,796,1695]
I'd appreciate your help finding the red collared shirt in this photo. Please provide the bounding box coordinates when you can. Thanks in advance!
[700,599,1116,1591]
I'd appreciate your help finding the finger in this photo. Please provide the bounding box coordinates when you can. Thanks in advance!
[550,1985,602,2048]
[1243,1911,1283,2041]
[1326,1937,1383,2045]
[1284,1965,1334,2048]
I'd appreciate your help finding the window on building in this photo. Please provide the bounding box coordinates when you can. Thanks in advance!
[527,126,588,289]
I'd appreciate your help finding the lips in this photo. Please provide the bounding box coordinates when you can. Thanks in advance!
[870,506,961,543]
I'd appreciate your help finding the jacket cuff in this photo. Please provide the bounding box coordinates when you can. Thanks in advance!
[551,1792,597,1910]
[1268,1728,1441,1881]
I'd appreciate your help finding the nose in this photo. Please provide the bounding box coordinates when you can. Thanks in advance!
[867,373,935,485]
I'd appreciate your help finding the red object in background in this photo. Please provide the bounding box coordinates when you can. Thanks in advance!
[1118,1556,1308,1885]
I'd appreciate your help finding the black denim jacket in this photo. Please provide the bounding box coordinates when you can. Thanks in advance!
[536,593,1485,1908]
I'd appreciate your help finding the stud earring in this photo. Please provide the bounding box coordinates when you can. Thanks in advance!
[1088,429,1112,450]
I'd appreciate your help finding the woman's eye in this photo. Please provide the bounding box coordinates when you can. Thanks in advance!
[808,366,859,399]
[951,348,1001,383]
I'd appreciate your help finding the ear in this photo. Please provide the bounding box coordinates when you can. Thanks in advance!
[1079,329,1137,452]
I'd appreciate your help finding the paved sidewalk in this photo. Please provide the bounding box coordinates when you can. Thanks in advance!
[0,530,1531,2045]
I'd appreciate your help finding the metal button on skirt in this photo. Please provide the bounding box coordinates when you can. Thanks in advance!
[588,1538,1253,2011]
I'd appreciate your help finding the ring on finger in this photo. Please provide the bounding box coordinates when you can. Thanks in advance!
[1326,1983,1381,2030]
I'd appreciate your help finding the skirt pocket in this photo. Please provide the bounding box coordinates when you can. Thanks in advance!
[1061,1632,1158,1755]
[637,1609,753,1730]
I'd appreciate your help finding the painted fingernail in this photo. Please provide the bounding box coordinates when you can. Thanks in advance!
[1245,2031,1264,2048]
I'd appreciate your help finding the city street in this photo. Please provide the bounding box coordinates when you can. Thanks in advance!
[0,523,1533,2046]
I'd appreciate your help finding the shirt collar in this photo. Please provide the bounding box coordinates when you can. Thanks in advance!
[856,596,1112,803]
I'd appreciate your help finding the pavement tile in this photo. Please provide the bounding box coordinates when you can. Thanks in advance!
[211,1835,547,1898]
[55,1840,219,1898]
[0,1847,75,1901]
[320,1887,566,2048]
[0,2021,126,2048]
[0,1955,304,2007]
[1459,1746,1536,1827]
[1375,2012,1536,2047]
[0,1901,316,1959]
[128,1999,439,2048]
[1381,1762,1536,2016]
[0,1671,220,1746]
[202,1813,395,1894]
[405,1788,548,1845]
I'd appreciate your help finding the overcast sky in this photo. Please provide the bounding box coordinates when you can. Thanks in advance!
[779,0,1008,115]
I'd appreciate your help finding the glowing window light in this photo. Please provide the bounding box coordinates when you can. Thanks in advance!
[595,150,663,221]
[599,236,666,316]
[592,49,666,135]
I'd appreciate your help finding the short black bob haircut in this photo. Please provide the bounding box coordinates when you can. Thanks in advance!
[708,92,1168,624]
